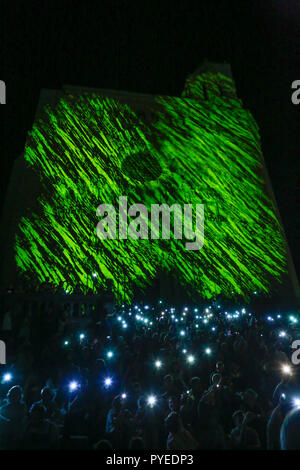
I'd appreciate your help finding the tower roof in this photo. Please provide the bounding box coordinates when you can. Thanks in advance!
[191,60,233,79]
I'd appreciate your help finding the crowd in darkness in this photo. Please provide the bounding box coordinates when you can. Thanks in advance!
[0,282,300,450]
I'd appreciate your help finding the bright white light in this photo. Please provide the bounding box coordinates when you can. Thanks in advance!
[279,331,286,337]
[180,330,185,336]
[182,349,187,354]
[64,340,69,346]
[212,327,216,332]
[121,393,127,399]
[107,351,113,358]
[92,272,98,278]
[155,360,162,369]
[3,373,12,382]
[69,381,79,392]
[104,377,113,387]
[187,355,195,364]
[147,395,157,407]
[282,364,292,375]
[293,397,300,408]
[205,348,212,355]
[79,333,85,340]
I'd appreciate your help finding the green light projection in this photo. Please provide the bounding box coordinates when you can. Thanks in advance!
[15,73,287,303]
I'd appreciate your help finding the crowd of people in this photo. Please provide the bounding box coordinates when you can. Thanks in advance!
[0,287,300,450]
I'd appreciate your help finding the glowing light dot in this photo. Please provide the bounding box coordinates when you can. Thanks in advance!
[147,395,157,407]
[69,381,79,392]
[3,373,12,382]
[104,377,113,387]
[282,364,292,375]
[187,355,195,364]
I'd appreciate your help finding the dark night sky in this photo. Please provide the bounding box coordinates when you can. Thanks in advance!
[1,0,299,277]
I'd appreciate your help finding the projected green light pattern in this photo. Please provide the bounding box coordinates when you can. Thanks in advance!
[15,75,287,303]
[182,71,239,102]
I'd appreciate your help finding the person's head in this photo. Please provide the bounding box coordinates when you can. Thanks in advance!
[94,439,112,450]
[165,411,182,434]
[112,395,122,412]
[7,385,23,405]
[129,437,145,450]
[243,389,258,407]
[280,408,300,449]
[95,359,106,372]
[211,373,222,387]
[278,393,294,415]
[29,403,46,426]
[202,389,215,407]
[168,395,180,413]
[232,410,244,427]
[163,374,174,393]
[190,377,202,396]
[41,386,54,403]
[137,395,146,410]
[132,382,141,395]
[216,361,224,373]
